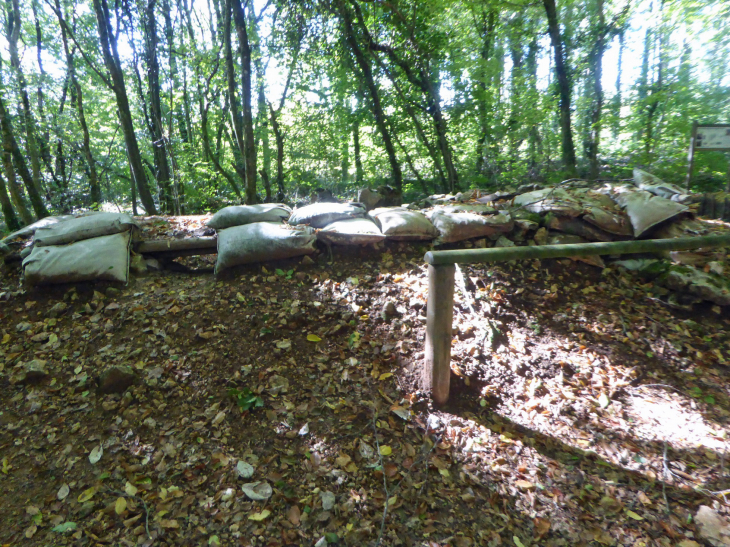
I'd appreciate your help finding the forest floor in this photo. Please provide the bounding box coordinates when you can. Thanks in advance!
[1,239,730,547]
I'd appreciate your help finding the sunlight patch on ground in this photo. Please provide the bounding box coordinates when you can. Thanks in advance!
[626,390,728,452]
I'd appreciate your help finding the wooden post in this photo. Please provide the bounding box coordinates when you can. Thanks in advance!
[424,264,455,405]
[685,121,698,191]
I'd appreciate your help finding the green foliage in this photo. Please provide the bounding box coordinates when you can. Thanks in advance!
[228,387,264,412]
[0,0,728,231]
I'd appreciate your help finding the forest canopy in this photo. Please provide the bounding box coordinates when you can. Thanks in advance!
[0,0,728,231]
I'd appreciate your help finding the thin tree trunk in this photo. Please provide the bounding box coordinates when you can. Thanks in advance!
[526,31,542,167]
[223,0,247,191]
[92,0,157,214]
[0,107,32,225]
[543,0,577,176]
[231,0,258,204]
[350,0,458,192]
[55,0,101,206]
[268,103,285,199]
[164,0,189,144]
[31,0,54,176]
[338,0,402,191]
[143,0,173,213]
[612,30,624,138]
[260,169,272,202]
[0,94,48,219]
[353,118,364,184]
[6,0,45,199]
[0,170,19,230]
[586,0,605,180]
[475,9,497,176]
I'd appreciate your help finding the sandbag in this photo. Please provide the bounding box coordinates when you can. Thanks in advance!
[1,215,76,245]
[369,207,438,240]
[429,211,513,244]
[545,214,617,242]
[582,206,633,236]
[438,203,497,215]
[317,218,385,245]
[512,188,582,216]
[206,204,291,229]
[216,222,316,273]
[34,212,138,247]
[289,202,365,228]
[23,232,132,285]
[612,190,689,238]
[633,169,690,202]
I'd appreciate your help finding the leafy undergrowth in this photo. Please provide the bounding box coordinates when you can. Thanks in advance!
[1,243,730,547]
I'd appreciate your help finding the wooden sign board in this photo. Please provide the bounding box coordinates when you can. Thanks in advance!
[696,125,730,151]
[686,122,730,189]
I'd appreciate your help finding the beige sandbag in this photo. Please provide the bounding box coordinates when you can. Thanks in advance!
[429,210,513,244]
[317,218,385,245]
[23,232,132,285]
[34,212,138,247]
[216,222,316,273]
[289,202,366,228]
[206,204,291,229]
[612,190,689,238]
[369,207,438,240]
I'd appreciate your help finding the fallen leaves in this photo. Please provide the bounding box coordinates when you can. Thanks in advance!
[57,484,70,500]
[241,481,272,501]
[248,510,271,521]
[88,445,103,464]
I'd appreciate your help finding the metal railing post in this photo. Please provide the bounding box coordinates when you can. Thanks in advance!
[424,264,455,405]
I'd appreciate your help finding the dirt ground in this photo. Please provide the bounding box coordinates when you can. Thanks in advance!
[1,239,730,547]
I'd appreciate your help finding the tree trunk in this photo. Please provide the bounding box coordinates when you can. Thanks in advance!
[0,110,32,225]
[55,0,102,206]
[353,118,364,184]
[269,103,286,199]
[31,0,55,180]
[92,0,157,214]
[474,9,497,176]
[428,86,459,193]
[338,1,402,191]
[586,0,605,180]
[6,0,45,199]
[143,0,173,213]
[163,0,189,145]
[259,169,272,202]
[349,0,457,192]
[0,171,19,230]
[612,29,624,138]
[0,94,47,219]
[543,0,577,176]
[231,0,258,204]
[526,31,542,167]
[223,0,247,192]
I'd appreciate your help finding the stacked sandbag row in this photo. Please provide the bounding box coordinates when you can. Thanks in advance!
[21,213,138,285]
[206,204,314,274]
[207,200,518,273]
